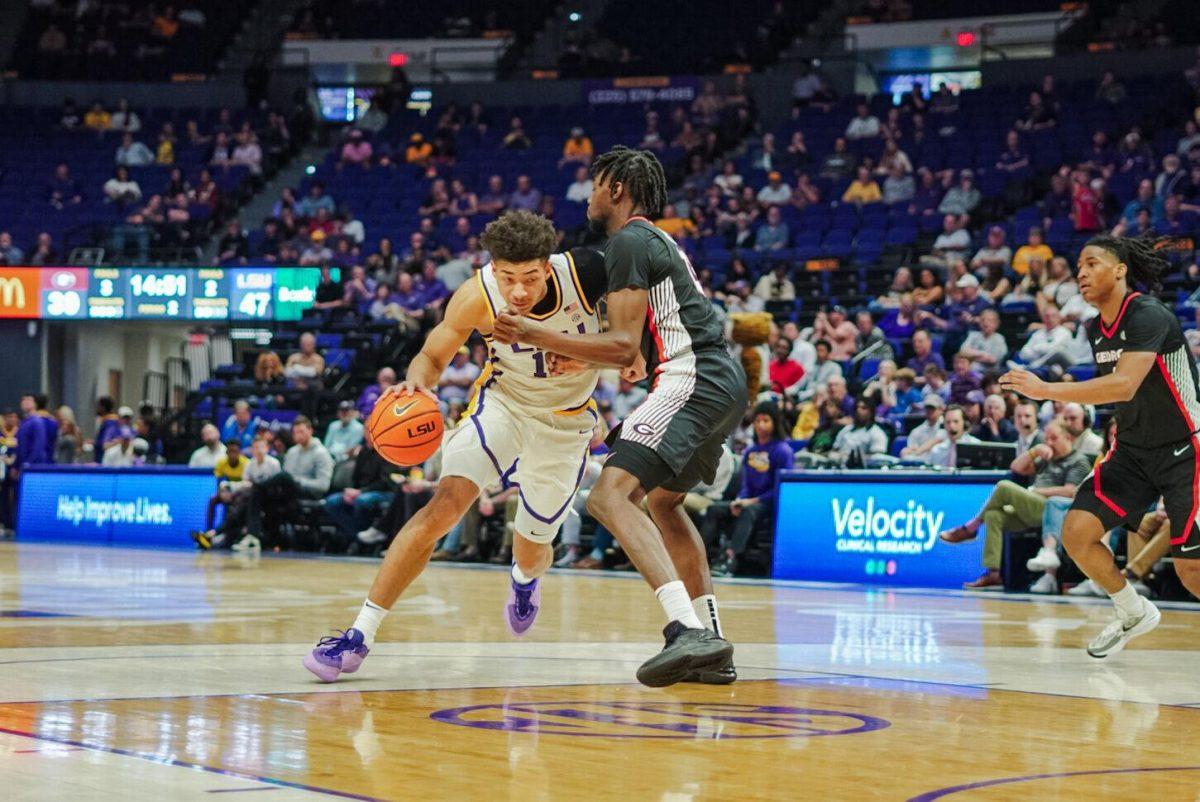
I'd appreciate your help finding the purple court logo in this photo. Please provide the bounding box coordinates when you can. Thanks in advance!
[430,701,890,739]
[631,422,656,437]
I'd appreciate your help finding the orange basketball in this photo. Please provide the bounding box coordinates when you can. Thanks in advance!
[366,391,445,467]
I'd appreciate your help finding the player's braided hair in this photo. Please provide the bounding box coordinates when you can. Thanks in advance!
[1083,234,1177,294]
[591,145,668,218]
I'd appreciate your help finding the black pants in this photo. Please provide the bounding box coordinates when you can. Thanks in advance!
[247,473,316,544]
[700,501,770,557]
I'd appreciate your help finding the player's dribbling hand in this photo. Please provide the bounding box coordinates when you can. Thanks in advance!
[491,309,528,345]
[385,381,438,403]
[999,367,1049,400]
[620,353,648,383]
[546,353,589,376]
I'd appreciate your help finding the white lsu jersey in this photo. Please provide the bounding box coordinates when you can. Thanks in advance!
[473,250,603,414]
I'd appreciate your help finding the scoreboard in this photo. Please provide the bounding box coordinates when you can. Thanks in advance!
[0,266,325,321]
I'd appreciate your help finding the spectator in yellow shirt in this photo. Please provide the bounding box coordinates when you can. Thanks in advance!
[654,206,697,241]
[405,133,433,165]
[841,166,882,206]
[560,127,593,167]
[84,101,111,132]
[1011,227,1054,276]
[214,441,249,482]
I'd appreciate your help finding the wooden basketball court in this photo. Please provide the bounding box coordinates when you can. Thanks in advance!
[2,541,1199,801]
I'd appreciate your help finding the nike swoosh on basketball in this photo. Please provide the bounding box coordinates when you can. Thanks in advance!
[1175,445,1191,457]
[393,399,419,416]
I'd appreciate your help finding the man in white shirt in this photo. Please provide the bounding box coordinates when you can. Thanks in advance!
[1018,305,1073,368]
[845,103,881,140]
[565,167,593,203]
[188,424,224,468]
[756,172,793,206]
[115,133,154,166]
[1061,403,1105,458]
[907,404,980,468]
[753,263,796,302]
[101,426,139,467]
[324,401,365,462]
[831,399,889,464]
[900,396,945,462]
[438,347,482,406]
[959,309,1008,372]
[924,215,972,267]
[796,340,844,400]
[1013,400,1043,454]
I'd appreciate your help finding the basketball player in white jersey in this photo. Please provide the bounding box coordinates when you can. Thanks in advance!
[303,210,608,682]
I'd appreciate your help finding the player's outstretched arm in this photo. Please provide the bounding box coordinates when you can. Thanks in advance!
[493,287,648,369]
[389,283,485,400]
[999,351,1156,404]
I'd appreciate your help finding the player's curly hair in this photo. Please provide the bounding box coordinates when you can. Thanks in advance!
[480,210,558,264]
[591,145,668,218]
[1083,234,1179,294]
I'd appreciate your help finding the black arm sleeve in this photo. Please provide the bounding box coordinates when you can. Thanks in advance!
[568,246,608,307]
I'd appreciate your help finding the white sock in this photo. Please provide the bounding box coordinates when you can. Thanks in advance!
[693,594,723,638]
[511,563,536,586]
[655,580,704,629]
[352,599,389,648]
[1109,582,1143,620]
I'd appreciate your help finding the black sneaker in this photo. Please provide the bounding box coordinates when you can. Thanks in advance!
[636,621,735,688]
[682,658,738,685]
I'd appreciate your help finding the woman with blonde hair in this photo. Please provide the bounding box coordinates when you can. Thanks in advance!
[55,406,82,464]
[254,351,285,385]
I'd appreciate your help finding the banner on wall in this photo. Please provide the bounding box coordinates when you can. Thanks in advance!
[582,75,701,105]
[772,470,1002,589]
[17,465,216,549]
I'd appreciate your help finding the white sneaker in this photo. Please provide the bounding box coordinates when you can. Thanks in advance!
[232,534,261,553]
[553,549,580,568]
[1067,578,1103,597]
[1026,547,1061,572]
[1087,598,1161,658]
[356,527,386,545]
[1029,573,1058,594]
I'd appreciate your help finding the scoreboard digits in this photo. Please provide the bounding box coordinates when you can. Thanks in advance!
[0,266,325,321]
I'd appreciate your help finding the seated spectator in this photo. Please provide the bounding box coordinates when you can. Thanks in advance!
[563,167,594,204]
[84,101,111,132]
[232,131,263,176]
[205,439,250,530]
[900,395,945,461]
[912,267,945,307]
[842,166,882,206]
[970,226,1012,275]
[909,167,942,217]
[0,232,22,265]
[959,309,1008,373]
[938,170,980,218]
[241,416,334,550]
[879,293,920,339]
[920,274,993,334]
[1012,228,1053,276]
[209,132,233,167]
[115,133,154,167]
[811,305,857,361]
[753,207,790,252]
[877,138,912,176]
[752,132,777,173]
[996,130,1030,175]
[405,133,433,166]
[780,131,811,174]
[323,442,394,544]
[285,332,326,389]
[1122,178,1164,228]
[220,400,260,449]
[845,102,881,140]
[1095,69,1126,106]
[655,206,696,241]
[1018,305,1073,369]
[613,377,649,421]
[193,169,220,215]
[357,367,396,420]
[876,267,914,308]
[768,337,805,395]
[948,352,983,405]
[855,310,894,360]
[508,175,542,212]
[972,394,1017,443]
[419,260,449,312]
[103,166,143,205]
[340,129,373,168]
[46,162,83,210]
[295,182,336,219]
[101,426,140,467]
[27,232,57,266]
[704,403,794,576]
[922,215,971,269]
[439,346,481,407]
[912,403,978,467]
[560,127,593,167]
[714,160,744,197]
[940,419,1087,589]
[188,424,225,468]
[791,173,821,209]
[753,262,795,301]
[502,117,532,150]
[1061,403,1104,459]
[795,339,843,400]
[478,175,508,215]
[324,401,364,462]
[906,329,945,374]
[882,164,915,205]
[830,398,889,466]
[819,137,857,181]
[341,265,373,312]
[300,229,333,266]
[1015,90,1056,131]
[215,220,248,264]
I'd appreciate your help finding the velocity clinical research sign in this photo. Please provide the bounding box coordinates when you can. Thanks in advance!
[17,466,215,549]
[771,471,1000,588]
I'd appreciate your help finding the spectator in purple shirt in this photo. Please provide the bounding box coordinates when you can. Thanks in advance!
[909,167,942,217]
[393,272,425,317]
[918,274,993,334]
[418,260,449,311]
[356,367,396,420]
[508,175,542,212]
[15,393,58,473]
[702,402,795,577]
[906,329,945,375]
[947,352,983,405]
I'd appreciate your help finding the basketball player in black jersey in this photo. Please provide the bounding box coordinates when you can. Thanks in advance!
[493,147,747,687]
[1002,236,1200,658]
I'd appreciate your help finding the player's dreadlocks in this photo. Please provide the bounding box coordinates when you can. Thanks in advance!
[591,145,669,218]
[1084,234,1177,294]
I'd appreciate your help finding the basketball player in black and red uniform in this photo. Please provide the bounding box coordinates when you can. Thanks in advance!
[1002,236,1200,658]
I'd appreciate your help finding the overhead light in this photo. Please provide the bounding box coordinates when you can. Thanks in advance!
[568,11,582,22]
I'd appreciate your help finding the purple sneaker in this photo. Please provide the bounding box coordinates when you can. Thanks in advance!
[302,628,370,683]
[505,578,540,637]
